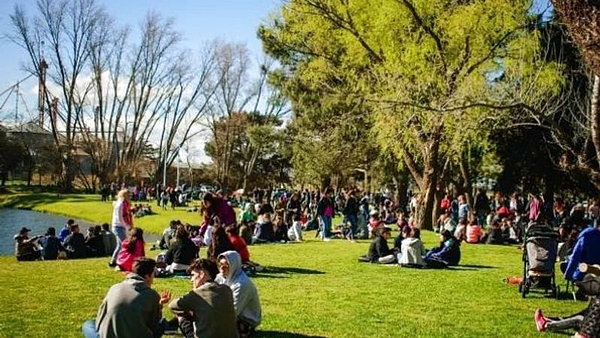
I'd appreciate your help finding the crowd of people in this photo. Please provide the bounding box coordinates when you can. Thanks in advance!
[14,220,117,261]
[14,183,600,337]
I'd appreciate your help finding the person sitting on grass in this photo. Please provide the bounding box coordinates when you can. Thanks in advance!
[85,226,105,257]
[485,219,505,245]
[42,227,64,260]
[398,227,426,268]
[64,224,87,259]
[100,223,117,258]
[82,257,174,338]
[358,226,397,264]
[168,259,239,338]
[59,219,75,244]
[273,216,289,243]
[226,225,263,274]
[159,220,178,250]
[165,226,199,274]
[208,226,234,261]
[287,214,303,242]
[239,220,254,246]
[14,227,42,261]
[116,228,145,272]
[423,230,461,268]
[368,210,383,239]
[534,270,600,335]
[216,251,262,337]
[564,221,600,282]
[466,220,484,244]
[252,213,275,244]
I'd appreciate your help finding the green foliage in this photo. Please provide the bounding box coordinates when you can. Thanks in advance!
[0,131,27,183]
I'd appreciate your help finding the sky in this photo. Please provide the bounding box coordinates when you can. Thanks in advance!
[0,0,282,124]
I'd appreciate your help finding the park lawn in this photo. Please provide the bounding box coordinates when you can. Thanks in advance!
[0,192,202,235]
[0,229,588,338]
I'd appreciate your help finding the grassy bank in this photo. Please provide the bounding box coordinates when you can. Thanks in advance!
[0,192,201,235]
[0,234,587,337]
[0,192,587,337]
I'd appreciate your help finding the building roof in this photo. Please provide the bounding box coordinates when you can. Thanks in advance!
[6,121,51,134]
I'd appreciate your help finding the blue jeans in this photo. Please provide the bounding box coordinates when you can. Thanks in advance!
[83,319,169,338]
[346,214,358,238]
[82,320,99,338]
[320,216,332,239]
[110,226,127,264]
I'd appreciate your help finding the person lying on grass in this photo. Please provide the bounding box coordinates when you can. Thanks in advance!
[216,251,262,337]
[82,257,174,338]
[358,226,397,264]
[168,259,239,338]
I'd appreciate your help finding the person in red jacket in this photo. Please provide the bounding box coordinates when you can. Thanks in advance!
[225,225,263,273]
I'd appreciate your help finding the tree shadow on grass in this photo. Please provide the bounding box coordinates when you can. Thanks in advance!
[447,264,496,271]
[253,266,325,279]
[255,330,327,338]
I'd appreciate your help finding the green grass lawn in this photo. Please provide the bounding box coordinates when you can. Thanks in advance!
[0,192,589,337]
[0,192,202,235]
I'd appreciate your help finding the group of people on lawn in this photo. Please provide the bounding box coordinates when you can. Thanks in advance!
[83,189,262,338]
[14,220,117,261]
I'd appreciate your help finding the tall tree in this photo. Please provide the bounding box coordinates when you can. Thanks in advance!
[9,0,109,192]
[260,0,561,229]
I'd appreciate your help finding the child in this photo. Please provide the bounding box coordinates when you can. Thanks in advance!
[116,228,145,272]
[466,220,483,244]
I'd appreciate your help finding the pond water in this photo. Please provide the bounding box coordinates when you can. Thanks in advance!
[0,208,159,255]
[0,208,95,255]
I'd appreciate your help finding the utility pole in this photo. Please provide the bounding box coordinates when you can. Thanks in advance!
[15,81,19,123]
[38,59,48,128]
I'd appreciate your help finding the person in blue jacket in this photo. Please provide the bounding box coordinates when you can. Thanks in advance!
[564,223,600,281]
[423,230,461,268]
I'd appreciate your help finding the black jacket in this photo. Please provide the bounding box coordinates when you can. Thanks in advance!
[344,196,359,215]
[165,237,199,265]
[368,235,392,261]
[64,233,86,259]
[43,236,63,260]
[317,197,335,216]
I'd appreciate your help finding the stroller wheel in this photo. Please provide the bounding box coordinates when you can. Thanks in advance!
[520,282,528,298]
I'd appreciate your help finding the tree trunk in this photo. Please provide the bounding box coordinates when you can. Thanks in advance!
[591,75,600,166]
[413,124,443,230]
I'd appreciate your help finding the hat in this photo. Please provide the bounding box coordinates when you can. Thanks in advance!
[19,227,31,234]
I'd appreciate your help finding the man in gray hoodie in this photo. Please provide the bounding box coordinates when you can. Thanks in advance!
[216,251,262,337]
[82,257,173,338]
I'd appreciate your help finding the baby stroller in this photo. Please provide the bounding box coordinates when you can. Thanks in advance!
[519,223,559,298]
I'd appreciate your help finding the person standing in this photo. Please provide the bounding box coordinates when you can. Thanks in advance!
[343,190,359,241]
[82,258,173,338]
[109,189,133,267]
[317,188,335,241]
[168,259,239,338]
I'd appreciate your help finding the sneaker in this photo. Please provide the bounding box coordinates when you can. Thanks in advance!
[323,237,331,242]
[534,309,547,332]
[108,262,117,268]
